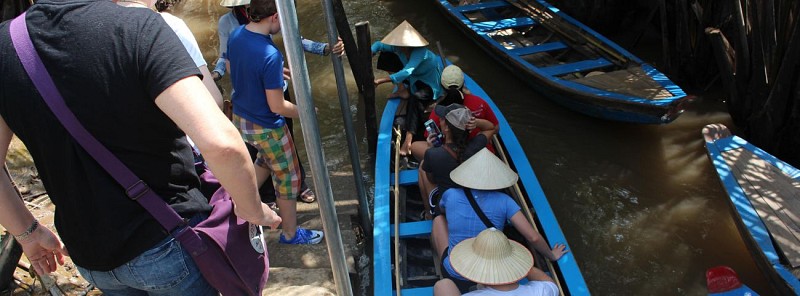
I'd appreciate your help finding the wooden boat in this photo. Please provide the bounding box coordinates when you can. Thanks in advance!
[372,60,589,295]
[433,0,691,124]
[703,124,800,295]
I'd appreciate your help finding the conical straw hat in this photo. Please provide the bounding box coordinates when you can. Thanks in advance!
[381,20,429,47]
[450,228,533,285]
[220,0,250,7]
[450,148,519,190]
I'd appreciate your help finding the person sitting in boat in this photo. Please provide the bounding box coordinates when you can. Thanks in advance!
[419,103,496,220]
[372,20,444,156]
[431,148,568,293]
[433,228,559,296]
[410,64,499,162]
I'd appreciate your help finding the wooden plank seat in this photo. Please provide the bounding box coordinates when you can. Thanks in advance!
[471,17,536,32]
[509,41,568,56]
[539,58,613,76]
[454,1,510,13]
[390,220,433,238]
[391,168,418,186]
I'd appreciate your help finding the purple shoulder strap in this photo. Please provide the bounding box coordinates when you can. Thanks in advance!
[8,13,184,232]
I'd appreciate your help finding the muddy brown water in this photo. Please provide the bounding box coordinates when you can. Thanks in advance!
[1,0,772,295]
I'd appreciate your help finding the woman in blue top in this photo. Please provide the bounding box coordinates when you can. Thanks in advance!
[431,148,568,293]
[372,20,443,156]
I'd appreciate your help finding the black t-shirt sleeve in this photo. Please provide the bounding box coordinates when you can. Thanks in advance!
[137,14,202,100]
[464,134,488,159]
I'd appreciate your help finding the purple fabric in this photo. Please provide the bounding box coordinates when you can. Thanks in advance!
[10,13,267,296]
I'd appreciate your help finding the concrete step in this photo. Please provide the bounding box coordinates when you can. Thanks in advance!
[263,267,336,295]
[265,214,358,272]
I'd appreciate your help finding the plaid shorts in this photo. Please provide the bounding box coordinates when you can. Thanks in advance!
[233,115,301,200]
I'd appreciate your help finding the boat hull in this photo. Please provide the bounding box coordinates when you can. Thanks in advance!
[703,124,800,295]
[372,60,589,295]
[433,0,690,124]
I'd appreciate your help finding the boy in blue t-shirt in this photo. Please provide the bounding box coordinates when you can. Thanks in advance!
[227,0,323,245]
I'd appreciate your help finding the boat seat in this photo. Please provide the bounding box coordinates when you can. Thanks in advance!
[395,286,434,296]
[390,168,418,186]
[454,1,510,13]
[390,220,433,238]
[472,17,536,32]
[509,41,568,56]
[540,58,613,76]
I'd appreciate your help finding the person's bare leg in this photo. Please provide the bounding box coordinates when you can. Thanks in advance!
[410,140,428,162]
[254,163,271,187]
[417,160,437,219]
[400,131,413,156]
[431,215,449,258]
[418,168,432,220]
[276,198,297,240]
[433,279,461,296]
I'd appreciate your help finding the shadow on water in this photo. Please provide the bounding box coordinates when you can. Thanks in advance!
[173,0,774,294]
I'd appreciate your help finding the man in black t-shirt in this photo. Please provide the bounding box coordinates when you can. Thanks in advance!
[0,1,279,294]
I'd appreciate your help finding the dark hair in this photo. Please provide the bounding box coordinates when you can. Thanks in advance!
[154,0,174,12]
[248,0,277,22]
[445,120,470,163]
[438,86,464,107]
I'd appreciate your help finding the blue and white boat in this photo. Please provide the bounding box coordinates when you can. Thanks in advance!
[372,59,589,295]
[703,124,800,295]
[434,0,691,124]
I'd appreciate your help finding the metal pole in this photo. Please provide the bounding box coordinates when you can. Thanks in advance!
[276,1,353,295]
[321,0,372,237]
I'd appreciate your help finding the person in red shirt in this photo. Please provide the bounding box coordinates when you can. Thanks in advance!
[410,65,499,162]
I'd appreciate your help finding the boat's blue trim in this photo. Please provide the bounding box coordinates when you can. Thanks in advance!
[395,287,434,296]
[472,17,537,32]
[708,284,759,296]
[373,98,401,295]
[390,220,434,238]
[390,169,419,186]
[463,69,590,295]
[453,0,509,13]
[509,41,568,56]
[706,135,800,294]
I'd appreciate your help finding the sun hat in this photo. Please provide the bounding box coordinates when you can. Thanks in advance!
[441,65,464,89]
[220,0,250,7]
[450,228,533,285]
[450,148,519,190]
[381,20,429,47]
[434,103,471,131]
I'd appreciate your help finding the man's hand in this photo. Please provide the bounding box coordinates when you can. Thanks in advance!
[283,67,291,81]
[465,116,477,130]
[330,37,344,56]
[211,71,222,82]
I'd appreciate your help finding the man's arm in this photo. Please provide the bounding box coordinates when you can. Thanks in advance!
[155,76,280,228]
[265,88,299,118]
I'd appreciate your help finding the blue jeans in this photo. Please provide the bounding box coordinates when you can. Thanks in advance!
[76,235,217,296]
